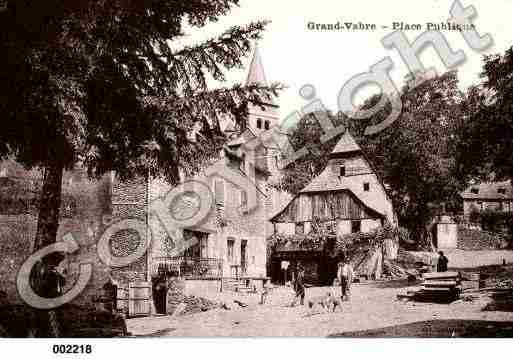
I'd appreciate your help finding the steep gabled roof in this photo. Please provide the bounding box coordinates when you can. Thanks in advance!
[288,130,396,224]
[246,45,268,87]
[245,45,277,107]
[461,180,513,200]
[330,131,361,157]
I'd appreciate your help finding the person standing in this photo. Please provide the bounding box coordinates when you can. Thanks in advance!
[291,266,305,306]
[437,251,449,272]
[337,258,354,301]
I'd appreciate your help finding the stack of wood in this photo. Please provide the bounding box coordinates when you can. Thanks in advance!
[383,260,410,279]
[413,271,462,302]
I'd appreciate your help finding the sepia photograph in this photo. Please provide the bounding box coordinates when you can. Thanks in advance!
[1,0,513,356]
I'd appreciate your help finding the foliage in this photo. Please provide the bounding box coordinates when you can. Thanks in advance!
[277,71,467,244]
[0,0,282,263]
[273,111,347,194]
[267,232,328,251]
[0,0,281,182]
[468,205,481,224]
[476,209,513,233]
[336,223,398,253]
[455,47,513,182]
[269,223,399,257]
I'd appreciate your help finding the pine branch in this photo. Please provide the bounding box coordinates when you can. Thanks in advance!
[164,21,270,96]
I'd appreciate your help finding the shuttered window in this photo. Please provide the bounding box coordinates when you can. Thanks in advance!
[227,239,235,262]
[240,189,247,208]
[214,180,224,205]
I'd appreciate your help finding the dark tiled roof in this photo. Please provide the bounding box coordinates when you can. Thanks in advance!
[461,181,513,200]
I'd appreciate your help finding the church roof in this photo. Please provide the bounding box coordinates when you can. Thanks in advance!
[245,45,277,107]
[246,45,268,87]
[330,130,361,156]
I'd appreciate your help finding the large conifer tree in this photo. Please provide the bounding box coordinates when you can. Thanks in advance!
[0,1,279,254]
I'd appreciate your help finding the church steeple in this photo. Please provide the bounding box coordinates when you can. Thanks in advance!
[244,45,279,134]
[246,45,268,87]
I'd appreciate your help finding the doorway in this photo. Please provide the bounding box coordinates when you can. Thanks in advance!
[240,240,247,276]
[152,276,167,315]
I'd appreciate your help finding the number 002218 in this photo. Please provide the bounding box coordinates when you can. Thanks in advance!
[52,344,92,354]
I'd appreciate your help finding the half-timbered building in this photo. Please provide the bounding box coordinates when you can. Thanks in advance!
[269,130,397,284]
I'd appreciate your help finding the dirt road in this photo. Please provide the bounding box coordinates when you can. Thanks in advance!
[127,281,513,337]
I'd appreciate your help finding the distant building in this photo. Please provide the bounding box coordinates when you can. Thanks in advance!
[460,181,513,216]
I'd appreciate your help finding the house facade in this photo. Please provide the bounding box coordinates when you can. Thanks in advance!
[271,131,396,236]
[461,181,513,217]
[269,131,397,284]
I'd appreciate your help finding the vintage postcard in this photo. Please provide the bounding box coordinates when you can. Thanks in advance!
[1,0,513,355]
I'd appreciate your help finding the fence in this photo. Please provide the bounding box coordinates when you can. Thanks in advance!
[152,256,223,279]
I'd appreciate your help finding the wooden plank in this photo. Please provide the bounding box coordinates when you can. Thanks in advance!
[422,272,459,280]
[128,281,151,317]
[420,287,454,292]
[423,281,459,287]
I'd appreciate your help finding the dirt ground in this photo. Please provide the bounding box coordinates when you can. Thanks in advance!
[127,282,513,337]
[127,250,513,337]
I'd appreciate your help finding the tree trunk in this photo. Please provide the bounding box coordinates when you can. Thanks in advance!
[33,160,65,253]
[31,160,65,338]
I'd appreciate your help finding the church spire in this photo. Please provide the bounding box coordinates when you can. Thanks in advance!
[245,45,268,86]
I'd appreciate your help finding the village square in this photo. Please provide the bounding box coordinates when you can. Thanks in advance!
[2,0,513,341]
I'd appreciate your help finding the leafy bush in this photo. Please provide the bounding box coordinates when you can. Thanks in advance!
[478,209,513,233]
[468,206,481,224]
[336,223,399,253]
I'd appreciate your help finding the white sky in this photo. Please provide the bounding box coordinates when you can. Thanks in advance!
[184,0,513,121]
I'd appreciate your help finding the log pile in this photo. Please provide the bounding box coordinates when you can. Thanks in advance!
[383,260,410,279]
[412,272,462,302]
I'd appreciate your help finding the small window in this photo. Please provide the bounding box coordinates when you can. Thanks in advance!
[227,239,235,262]
[239,153,246,172]
[256,118,262,129]
[295,222,305,235]
[240,189,247,208]
[470,188,479,194]
[351,220,361,233]
[498,188,506,194]
[339,166,346,177]
[363,182,370,191]
[200,237,208,258]
[264,120,270,130]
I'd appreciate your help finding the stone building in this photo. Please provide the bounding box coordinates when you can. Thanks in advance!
[0,46,291,315]
[461,180,513,217]
[269,130,397,284]
[0,160,113,305]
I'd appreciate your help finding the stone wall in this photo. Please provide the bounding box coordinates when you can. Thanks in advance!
[0,171,113,306]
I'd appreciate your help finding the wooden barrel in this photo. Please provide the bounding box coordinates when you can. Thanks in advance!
[117,286,129,315]
[128,281,151,317]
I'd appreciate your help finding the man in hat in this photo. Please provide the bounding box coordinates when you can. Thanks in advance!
[291,265,305,306]
[337,257,353,301]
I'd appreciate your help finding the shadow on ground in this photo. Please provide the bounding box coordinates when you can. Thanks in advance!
[138,328,177,337]
[328,319,513,338]
[483,290,513,312]
[366,279,422,289]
